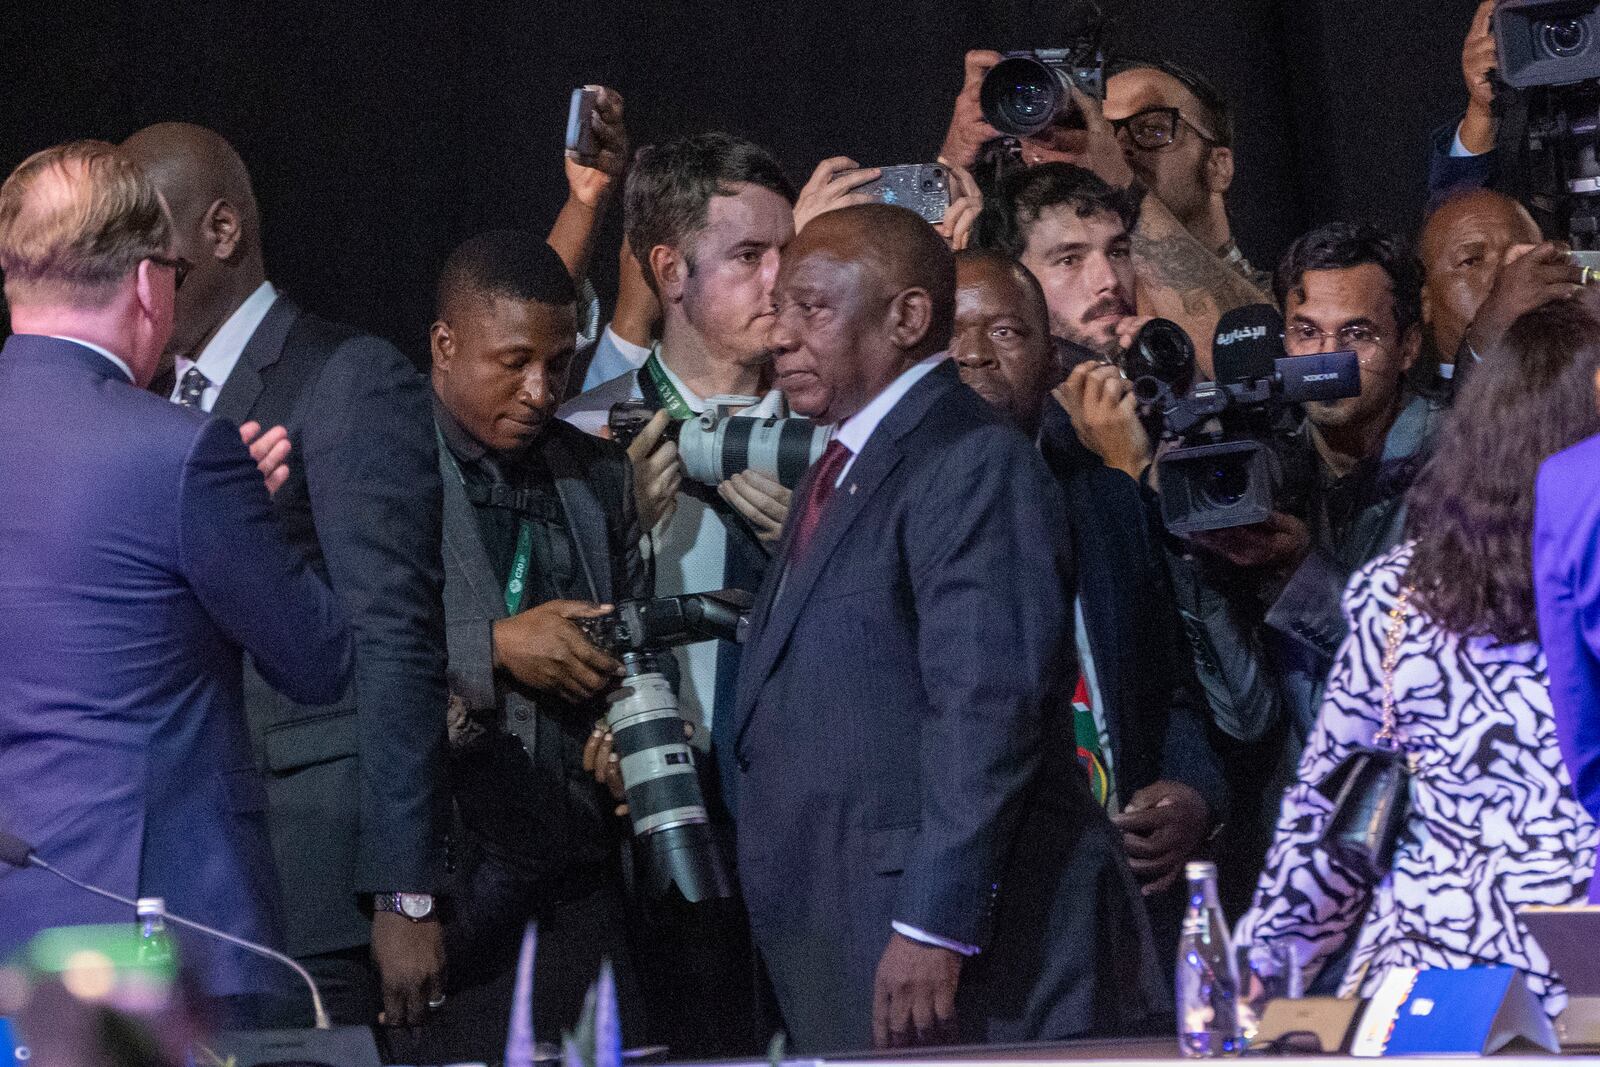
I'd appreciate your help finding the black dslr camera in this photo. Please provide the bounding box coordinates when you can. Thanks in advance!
[577,590,752,903]
[980,45,1106,137]
[1131,306,1362,536]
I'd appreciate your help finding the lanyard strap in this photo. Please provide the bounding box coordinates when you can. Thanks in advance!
[504,520,533,615]
[644,350,697,421]
[437,424,538,616]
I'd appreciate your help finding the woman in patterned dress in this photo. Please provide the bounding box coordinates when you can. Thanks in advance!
[1235,301,1600,1017]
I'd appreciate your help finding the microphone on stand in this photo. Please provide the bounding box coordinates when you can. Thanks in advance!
[0,829,330,1029]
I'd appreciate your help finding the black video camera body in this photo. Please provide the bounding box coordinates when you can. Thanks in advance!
[1131,308,1362,535]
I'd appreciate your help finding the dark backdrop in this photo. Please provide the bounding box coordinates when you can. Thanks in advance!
[4,0,1477,366]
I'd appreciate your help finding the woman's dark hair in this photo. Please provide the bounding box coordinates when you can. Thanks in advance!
[1406,301,1600,642]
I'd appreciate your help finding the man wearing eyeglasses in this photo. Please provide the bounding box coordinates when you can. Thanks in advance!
[123,122,451,1031]
[940,52,1271,379]
[0,141,352,1025]
[1103,60,1270,294]
[1165,223,1435,918]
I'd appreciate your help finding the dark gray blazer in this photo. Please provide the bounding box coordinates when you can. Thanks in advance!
[730,362,1163,1053]
[440,416,647,883]
[214,295,449,957]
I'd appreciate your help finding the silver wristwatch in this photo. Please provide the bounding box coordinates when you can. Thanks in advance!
[373,892,436,921]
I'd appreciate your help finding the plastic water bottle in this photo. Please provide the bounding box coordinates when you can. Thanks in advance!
[1177,861,1242,1057]
[135,897,175,968]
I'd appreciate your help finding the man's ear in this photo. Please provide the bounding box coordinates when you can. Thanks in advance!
[887,287,935,351]
[429,320,453,373]
[134,258,160,320]
[1206,145,1234,198]
[204,198,244,260]
[1420,283,1435,329]
[1399,322,1424,374]
[650,244,687,305]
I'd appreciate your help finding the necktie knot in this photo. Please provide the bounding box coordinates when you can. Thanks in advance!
[176,366,211,409]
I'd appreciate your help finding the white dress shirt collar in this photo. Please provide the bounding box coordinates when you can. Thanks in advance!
[831,352,948,481]
[655,347,787,417]
[47,335,134,382]
[171,280,278,410]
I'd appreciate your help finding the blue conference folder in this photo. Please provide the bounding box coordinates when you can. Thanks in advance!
[1381,966,1558,1056]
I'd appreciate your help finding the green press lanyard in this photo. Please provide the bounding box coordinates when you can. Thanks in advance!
[504,522,533,616]
[437,425,536,616]
[645,350,697,420]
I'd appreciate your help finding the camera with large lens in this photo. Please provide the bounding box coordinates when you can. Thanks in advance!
[577,589,752,903]
[1132,306,1362,535]
[979,43,1106,137]
[609,396,829,489]
[1496,0,1600,87]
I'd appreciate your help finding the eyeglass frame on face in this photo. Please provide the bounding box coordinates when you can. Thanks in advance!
[1282,320,1392,365]
[1109,106,1220,151]
[147,254,192,292]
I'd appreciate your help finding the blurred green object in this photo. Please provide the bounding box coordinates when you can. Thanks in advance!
[17,923,177,1012]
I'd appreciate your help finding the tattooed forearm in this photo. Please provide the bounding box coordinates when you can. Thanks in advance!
[1132,227,1270,315]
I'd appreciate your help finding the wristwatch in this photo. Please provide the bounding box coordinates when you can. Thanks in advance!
[373,892,436,921]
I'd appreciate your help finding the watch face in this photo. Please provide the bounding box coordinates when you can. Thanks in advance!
[398,893,433,919]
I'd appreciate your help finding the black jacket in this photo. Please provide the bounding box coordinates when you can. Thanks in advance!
[1038,401,1228,821]
[214,295,449,957]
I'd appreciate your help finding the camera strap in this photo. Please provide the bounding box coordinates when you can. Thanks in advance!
[642,351,696,420]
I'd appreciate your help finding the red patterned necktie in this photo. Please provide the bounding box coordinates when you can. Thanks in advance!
[788,440,852,563]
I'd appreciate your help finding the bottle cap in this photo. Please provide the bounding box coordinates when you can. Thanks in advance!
[135,897,165,917]
[1184,860,1217,880]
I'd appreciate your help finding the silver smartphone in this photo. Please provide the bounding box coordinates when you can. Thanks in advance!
[857,164,950,224]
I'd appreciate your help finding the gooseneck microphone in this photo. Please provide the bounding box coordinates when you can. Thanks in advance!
[0,829,330,1029]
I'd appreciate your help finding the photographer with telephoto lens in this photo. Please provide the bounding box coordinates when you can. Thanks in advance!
[558,132,799,1056]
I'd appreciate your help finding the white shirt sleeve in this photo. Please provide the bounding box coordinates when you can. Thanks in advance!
[891,921,981,956]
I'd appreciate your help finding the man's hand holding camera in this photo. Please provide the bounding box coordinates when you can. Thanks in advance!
[1055,361,1154,483]
[1466,241,1584,356]
[720,469,793,547]
[626,410,683,533]
[492,600,623,703]
[794,157,883,234]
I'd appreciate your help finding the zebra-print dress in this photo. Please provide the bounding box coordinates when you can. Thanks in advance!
[1234,542,1599,1018]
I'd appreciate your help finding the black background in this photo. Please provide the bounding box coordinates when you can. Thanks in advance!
[4,0,1475,365]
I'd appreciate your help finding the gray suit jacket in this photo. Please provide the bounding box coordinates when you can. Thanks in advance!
[440,415,647,882]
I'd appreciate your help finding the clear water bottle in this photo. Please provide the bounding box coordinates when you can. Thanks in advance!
[135,897,175,968]
[1177,861,1242,1057]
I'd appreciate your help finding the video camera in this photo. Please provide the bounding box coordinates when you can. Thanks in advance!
[609,396,829,489]
[577,589,753,903]
[1131,305,1362,535]
[1493,0,1600,246]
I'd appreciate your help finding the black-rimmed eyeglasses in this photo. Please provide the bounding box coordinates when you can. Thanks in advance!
[1110,106,1219,151]
[147,254,192,291]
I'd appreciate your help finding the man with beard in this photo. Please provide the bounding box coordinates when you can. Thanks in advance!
[971,163,1159,484]
[950,249,1225,969]
[735,204,1162,1052]
[940,52,1270,374]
